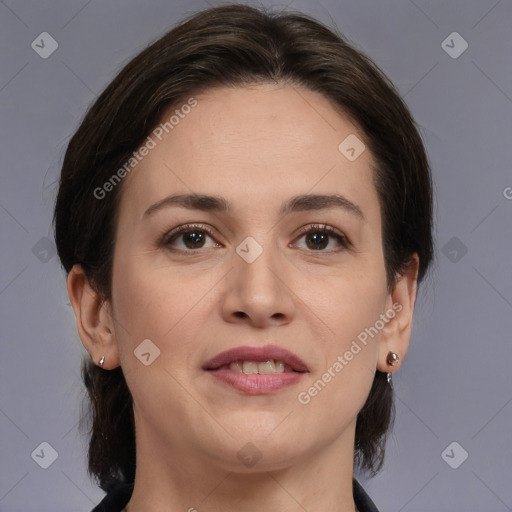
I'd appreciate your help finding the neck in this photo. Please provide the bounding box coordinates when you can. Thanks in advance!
[123,418,359,512]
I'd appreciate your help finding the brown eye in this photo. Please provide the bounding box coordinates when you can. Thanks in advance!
[294,224,350,252]
[180,230,206,249]
[162,224,221,252]
[305,231,329,250]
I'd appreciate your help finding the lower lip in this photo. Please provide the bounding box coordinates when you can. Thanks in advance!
[207,369,305,394]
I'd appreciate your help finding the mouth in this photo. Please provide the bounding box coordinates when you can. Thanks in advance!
[202,344,309,373]
[202,345,309,395]
[214,360,300,374]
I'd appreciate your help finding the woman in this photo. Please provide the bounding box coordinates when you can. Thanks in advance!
[53,4,433,511]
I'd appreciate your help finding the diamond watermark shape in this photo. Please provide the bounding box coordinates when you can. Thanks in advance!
[441,32,468,59]
[237,442,262,468]
[236,236,263,263]
[338,134,365,162]
[441,236,468,263]
[31,32,59,59]
[31,441,58,469]
[32,236,56,262]
[134,338,161,366]
[441,441,468,469]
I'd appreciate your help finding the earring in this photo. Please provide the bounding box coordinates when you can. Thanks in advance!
[99,356,105,368]
[386,351,399,384]
[386,352,399,366]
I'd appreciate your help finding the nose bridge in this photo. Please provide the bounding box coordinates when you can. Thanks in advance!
[222,233,295,325]
[235,234,283,295]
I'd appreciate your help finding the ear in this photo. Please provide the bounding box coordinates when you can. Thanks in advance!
[66,264,120,370]
[376,254,419,375]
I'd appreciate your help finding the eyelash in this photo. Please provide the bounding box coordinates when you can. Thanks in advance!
[160,224,218,250]
[160,223,351,253]
[295,224,350,251]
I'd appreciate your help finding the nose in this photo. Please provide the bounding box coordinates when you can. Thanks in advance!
[221,241,296,328]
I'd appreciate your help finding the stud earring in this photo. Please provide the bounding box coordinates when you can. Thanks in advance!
[386,351,399,384]
[386,352,399,366]
[99,356,105,368]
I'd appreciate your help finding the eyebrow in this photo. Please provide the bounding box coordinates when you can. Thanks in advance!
[143,193,365,221]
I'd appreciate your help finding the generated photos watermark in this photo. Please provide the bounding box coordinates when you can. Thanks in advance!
[297,301,402,405]
[93,97,198,200]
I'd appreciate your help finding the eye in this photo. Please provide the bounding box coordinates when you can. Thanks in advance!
[293,224,350,252]
[161,224,222,252]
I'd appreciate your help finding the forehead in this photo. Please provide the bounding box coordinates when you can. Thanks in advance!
[118,84,379,221]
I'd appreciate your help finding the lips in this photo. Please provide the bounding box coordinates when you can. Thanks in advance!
[202,345,309,373]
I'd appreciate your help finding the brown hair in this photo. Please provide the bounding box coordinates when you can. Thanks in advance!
[53,3,433,491]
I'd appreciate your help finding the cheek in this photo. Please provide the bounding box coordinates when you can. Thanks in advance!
[296,272,385,424]
[298,358,375,437]
[300,260,388,343]
[111,254,215,356]
[299,260,387,395]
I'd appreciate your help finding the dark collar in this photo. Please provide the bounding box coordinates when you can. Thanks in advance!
[92,478,379,512]
[353,478,380,512]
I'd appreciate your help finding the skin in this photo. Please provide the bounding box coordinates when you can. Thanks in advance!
[67,83,419,512]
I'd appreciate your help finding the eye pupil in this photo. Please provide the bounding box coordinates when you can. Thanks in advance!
[307,232,328,250]
[184,231,204,248]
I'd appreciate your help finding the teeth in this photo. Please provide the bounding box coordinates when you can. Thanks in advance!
[257,360,276,374]
[228,360,286,374]
[229,361,243,372]
[243,361,259,374]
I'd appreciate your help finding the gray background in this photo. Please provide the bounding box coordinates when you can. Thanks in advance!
[1,0,511,511]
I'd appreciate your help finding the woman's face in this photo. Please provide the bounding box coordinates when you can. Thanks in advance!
[110,83,394,471]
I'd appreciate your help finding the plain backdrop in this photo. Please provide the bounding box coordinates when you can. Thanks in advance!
[1,1,511,511]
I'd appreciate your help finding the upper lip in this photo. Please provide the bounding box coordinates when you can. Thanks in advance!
[202,344,309,372]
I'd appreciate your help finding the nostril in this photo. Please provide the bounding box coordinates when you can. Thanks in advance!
[235,311,246,318]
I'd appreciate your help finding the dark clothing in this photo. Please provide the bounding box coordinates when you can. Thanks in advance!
[91,478,379,511]
[353,478,380,512]
[91,482,132,512]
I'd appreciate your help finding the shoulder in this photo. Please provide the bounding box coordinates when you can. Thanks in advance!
[353,478,380,512]
[90,482,134,512]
